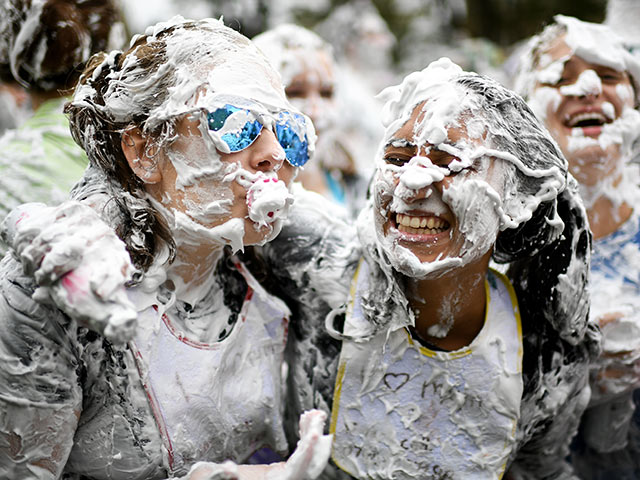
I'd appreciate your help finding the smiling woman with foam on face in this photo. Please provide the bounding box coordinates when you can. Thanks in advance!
[516,16,640,479]
[0,17,334,480]
[326,59,596,479]
[253,58,598,479]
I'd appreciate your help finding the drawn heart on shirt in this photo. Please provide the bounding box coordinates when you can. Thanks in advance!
[383,372,410,392]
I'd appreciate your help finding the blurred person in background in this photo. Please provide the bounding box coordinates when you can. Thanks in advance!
[516,14,640,479]
[254,24,374,219]
[0,0,126,227]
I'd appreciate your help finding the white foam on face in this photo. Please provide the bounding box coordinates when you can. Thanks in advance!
[517,14,640,105]
[557,15,638,77]
[559,69,602,97]
[527,86,563,122]
[534,54,570,86]
[521,20,640,209]
[370,58,564,279]
[246,173,294,227]
[566,106,640,210]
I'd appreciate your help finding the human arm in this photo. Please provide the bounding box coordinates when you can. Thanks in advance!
[0,256,83,479]
[1,200,138,344]
[176,410,332,480]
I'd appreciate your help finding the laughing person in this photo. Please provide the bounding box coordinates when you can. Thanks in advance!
[516,15,640,478]
[263,58,598,479]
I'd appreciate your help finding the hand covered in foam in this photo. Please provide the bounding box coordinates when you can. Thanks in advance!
[246,175,294,228]
[179,410,332,480]
[2,201,138,344]
[589,311,640,403]
[275,409,332,480]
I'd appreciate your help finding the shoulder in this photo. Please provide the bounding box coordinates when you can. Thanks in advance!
[264,184,360,304]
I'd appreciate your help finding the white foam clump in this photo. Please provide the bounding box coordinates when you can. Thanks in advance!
[534,54,569,86]
[558,14,640,83]
[398,158,446,192]
[377,58,465,149]
[3,202,138,344]
[247,174,294,227]
[99,16,294,132]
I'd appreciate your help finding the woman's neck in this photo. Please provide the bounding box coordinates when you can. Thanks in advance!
[166,242,224,305]
[588,194,633,240]
[408,255,491,351]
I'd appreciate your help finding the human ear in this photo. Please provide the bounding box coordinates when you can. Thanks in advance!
[121,127,162,184]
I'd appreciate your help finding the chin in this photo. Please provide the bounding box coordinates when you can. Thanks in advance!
[377,226,463,280]
[247,220,282,247]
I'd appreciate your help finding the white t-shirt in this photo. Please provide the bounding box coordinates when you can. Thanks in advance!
[131,260,290,475]
[330,261,523,479]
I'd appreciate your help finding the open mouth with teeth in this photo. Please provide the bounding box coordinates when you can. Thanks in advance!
[395,213,450,236]
[565,111,611,135]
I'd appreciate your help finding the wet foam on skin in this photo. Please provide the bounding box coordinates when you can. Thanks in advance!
[369,58,564,280]
[518,16,640,213]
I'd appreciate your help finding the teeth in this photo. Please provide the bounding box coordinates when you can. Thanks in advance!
[395,213,448,235]
[567,112,606,127]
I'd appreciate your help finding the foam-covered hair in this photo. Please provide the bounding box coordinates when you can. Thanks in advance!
[358,59,592,344]
[0,0,125,90]
[515,14,640,106]
[253,24,333,88]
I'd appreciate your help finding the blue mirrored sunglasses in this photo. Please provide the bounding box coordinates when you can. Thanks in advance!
[207,104,310,167]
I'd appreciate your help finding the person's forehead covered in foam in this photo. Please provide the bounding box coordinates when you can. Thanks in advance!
[125,17,293,130]
[377,59,500,190]
[519,14,640,104]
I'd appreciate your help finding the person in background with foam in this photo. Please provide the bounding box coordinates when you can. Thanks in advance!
[516,15,640,478]
[253,24,374,219]
[0,0,127,228]
[0,17,332,480]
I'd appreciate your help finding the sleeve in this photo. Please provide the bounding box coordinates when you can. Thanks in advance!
[258,186,359,448]
[0,255,82,479]
[506,323,600,480]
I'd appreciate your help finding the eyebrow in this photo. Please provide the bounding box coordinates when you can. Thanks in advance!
[385,138,416,149]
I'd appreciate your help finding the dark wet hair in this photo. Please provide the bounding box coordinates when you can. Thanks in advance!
[65,25,184,271]
[0,0,125,91]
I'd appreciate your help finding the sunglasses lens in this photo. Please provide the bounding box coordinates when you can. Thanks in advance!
[276,112,309,167]
[207,105,263,152]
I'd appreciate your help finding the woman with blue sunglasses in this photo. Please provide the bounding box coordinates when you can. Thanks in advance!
[0,16,334,480]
